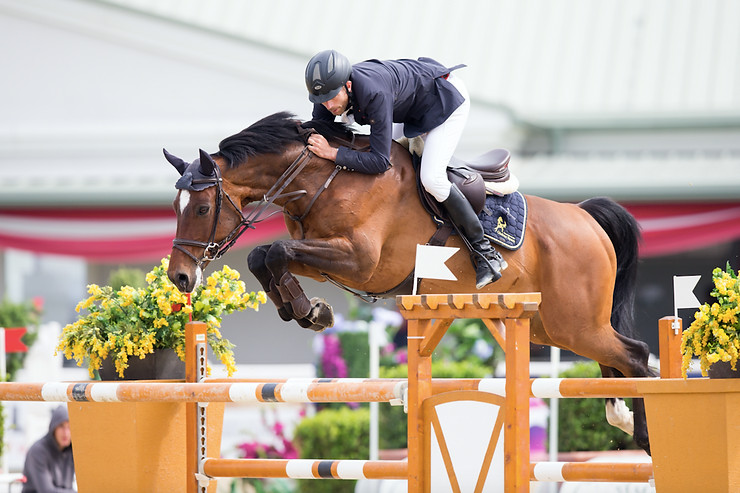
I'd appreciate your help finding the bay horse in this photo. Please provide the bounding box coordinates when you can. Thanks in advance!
[164,111,652,454]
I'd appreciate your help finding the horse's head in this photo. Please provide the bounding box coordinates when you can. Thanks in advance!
[162,112,358,293]
[164,148,247,292]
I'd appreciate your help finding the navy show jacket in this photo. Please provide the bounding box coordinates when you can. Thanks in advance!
[312,57,465,174]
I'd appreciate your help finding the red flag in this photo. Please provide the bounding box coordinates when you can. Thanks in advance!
[3,327,28,353]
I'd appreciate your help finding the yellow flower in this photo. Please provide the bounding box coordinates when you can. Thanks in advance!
[681,262,740,378]
[57,256,264,379]
[87,284,103,297]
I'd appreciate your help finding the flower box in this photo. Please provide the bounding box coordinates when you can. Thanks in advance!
[637,378,740,492]
[68,400,224,492]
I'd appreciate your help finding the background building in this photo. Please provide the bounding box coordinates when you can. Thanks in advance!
[1,0,739,367]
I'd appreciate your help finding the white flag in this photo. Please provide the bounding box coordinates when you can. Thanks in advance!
[415,244,459,281]
[673,275,701,310]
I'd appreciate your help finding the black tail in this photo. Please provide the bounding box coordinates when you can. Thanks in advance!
[578,197,641,338]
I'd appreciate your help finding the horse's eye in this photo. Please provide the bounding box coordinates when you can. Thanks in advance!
[197,206,210,216]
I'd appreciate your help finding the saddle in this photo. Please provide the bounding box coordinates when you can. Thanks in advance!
[447,148,518,212]
[410,145,528,251]
[410,144,518,217]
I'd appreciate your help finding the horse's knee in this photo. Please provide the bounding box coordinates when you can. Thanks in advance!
[248,245,272,282]
[264,241,290,276]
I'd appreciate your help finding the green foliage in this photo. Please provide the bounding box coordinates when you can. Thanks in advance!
[680,262,739,377]
[0,298,42,381]
[57,259,264,378]
[379,359,491,379]
[107,267,147,291]
[435,318,503,368]
[293,408,370,493]
[337,332,369,379]
[0,298,38,459]
[377,359,491,450]
[556,361,636,451]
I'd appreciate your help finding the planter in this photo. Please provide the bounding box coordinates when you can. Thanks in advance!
[98,348,186,381]
[707,360,740,379]
[637,379,740,492]
[68,401,224,493]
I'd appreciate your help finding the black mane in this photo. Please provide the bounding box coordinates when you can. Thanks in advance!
[216,111,355,168]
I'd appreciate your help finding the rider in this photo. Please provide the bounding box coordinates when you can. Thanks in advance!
[305,49,507,288]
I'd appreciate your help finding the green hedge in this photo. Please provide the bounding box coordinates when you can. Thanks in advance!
[336,332,369,380]
[293,407,370,493]
[556,361,637,451]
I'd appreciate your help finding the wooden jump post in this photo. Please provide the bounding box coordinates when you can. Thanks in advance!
[396,294,684,492]
[397,292,541,493]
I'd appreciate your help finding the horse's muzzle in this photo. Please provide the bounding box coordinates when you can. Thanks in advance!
[168,266,201,294]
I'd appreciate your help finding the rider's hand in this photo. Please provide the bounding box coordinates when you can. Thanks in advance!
[307,134,338,162]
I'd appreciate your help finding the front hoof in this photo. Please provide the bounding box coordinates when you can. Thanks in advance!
[295,318,326,332]
[308,298,334,328]
[295,298,334,332]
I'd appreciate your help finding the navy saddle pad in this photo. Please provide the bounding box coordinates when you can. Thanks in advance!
[478,191,527,250]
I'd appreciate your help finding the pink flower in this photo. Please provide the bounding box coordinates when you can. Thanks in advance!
[394,348,408,364]
[321,334,348,378]
[32,296,44,311]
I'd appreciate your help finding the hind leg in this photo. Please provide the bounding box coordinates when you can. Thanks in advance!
[568,327,652,454]
[600,333,653,455]
[532,315,651,452]
[600,366,634,436]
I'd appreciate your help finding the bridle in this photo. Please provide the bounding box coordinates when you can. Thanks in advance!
[172,143,330,268]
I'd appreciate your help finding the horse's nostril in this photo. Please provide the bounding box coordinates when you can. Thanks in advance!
[177,273,190,292]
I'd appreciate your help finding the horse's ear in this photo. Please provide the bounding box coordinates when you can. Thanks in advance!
[163,148,188,176]
[198,149,216,176]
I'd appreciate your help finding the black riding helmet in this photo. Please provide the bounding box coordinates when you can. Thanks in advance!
[305,50,352,104]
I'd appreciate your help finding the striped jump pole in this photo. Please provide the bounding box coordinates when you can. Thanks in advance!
[0,379,408,404]
[0,376,648,403]
[201,458,407,480]
[530,462,654,483]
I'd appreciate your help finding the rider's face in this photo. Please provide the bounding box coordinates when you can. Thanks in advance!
[322,81,352,116]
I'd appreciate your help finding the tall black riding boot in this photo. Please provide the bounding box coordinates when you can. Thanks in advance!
[442,185,508,289]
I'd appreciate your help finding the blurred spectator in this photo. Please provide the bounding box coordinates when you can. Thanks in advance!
[21,406,75,493]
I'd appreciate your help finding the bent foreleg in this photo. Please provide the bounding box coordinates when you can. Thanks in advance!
[247,245,293,321]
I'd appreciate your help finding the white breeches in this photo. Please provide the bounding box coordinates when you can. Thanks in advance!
[392,74,470,202]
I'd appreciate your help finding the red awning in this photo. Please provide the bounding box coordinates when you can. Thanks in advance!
[625,202,740,257]
[0,208,288,262]
[0,202,739,261]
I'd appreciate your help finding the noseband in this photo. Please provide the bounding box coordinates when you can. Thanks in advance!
[172,145,320,268]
